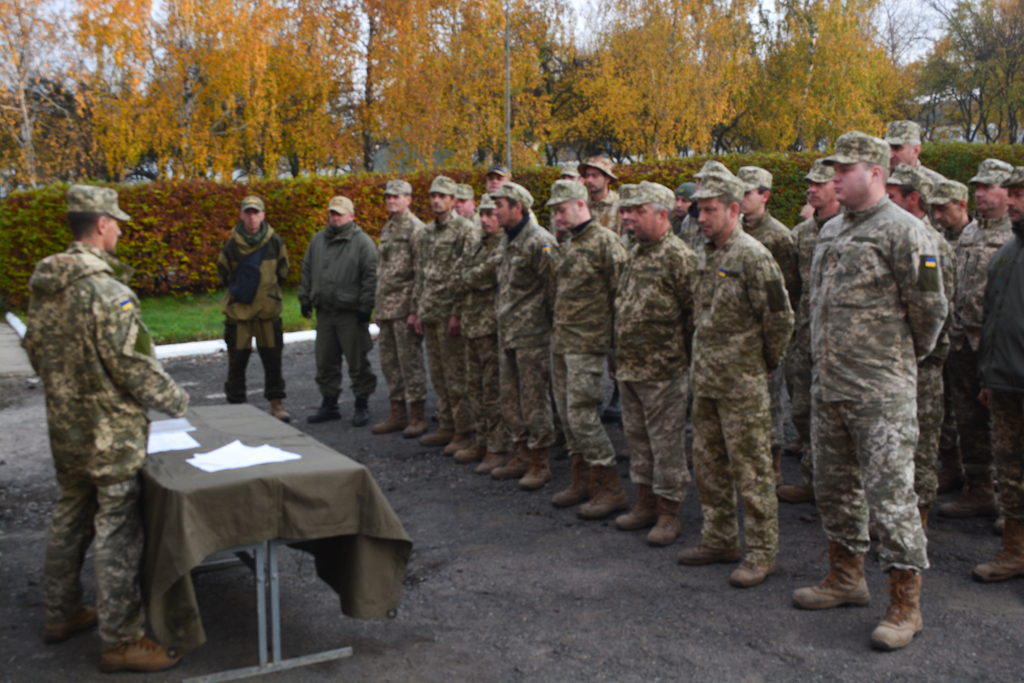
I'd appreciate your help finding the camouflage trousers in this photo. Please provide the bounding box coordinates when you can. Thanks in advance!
[377,318,427,403]
[812,397,928,572]
[692,390,779,566]
[315,310,377,400]
[948,345,993,477]
[784,326,813,489]
[991,391,1024,522]
[914,360,945,508]
[423,321,471,434]
[622,376,690,503]
[45,471,145,650]
[224,319,285,403]
[552,352,615,467]
[938,360,961,472]
[500,345,555,450]
[769,359,786,448]
[466,334,511,454]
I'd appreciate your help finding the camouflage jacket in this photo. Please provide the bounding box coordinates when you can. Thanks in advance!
[923,220,957,365]
[791,211,839,332]
[25,243,188,484]
[450,229,502,339]
[218,223,289,322]
[552,220,627,355]
[809,196,947,403]
[588,189,621,235]
[951,214,1013,352]
[415,210,472,323]
[691,227,794,399]
[615,231,697,382]
[496,218,559,349]
[675,213,704,252]
[375,209,425,320]
[743,211,798,311]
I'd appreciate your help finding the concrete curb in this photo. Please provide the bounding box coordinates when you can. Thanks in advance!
[5,311,26,338]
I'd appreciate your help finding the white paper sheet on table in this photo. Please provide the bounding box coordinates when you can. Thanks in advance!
[147,430,201,454]
[186,439,302,473]
[149,418,197,434]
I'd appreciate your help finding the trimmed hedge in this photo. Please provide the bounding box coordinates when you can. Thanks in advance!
[3,142,1022,309]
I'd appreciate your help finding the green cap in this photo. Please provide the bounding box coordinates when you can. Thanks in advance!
[694,160,730,179]
[885,120,923,146]
[927,179,969,205]
[65,185,131,221]
[737,166,772,191]
[804,159,835,183]
[328,196,354,214]
[491,181,534,209]
[691,171,747,200]
[429,175,458,196]
[888,164,934,199]
[969,159,1014,185]
[478,193,497,211]
[823,131,890,167]
[1001,166,1024,189]
[384,179,412,196]
[240,195,265,212]
[546,179,588,206]
[455,183,475,201]
[675,182,696,199]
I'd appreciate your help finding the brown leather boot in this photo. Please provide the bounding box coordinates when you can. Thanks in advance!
[973,518,1024,582]
[771,445,783,486]
[454,443,486,463]
[444,432,473,454]
[792,541,870,609]
[938,473,1000,518]
[729,560,776,588]
[476,451,508,474]
[100,637,181,672]
[420,428,455,448]
[492,442,530,479]
[403,401,428,438]
[519,447,552,490]
[43,607,96,643]
[552,453,591,508]
[372,401,408,434]
[936,449,965,493]
[870,569,923,651]
[577,466,629,519]
[677,545,741,565]
[615,483,658,530]
[269,399,291,422]
[646,497,682,546]
[777,483,814,504]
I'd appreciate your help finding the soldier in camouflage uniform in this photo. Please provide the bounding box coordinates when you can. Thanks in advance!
[885,164,957,523]
[777,160,841,504]
[677,171,794,589]
[884,120,944,186]
[545,180,628,514]
[372,180,429,437]
[25,185,188,672]
[490,182,561,489]
[674,161,732,253]
[939,159,1015,523]
[410,175,474,451]
[737,166,799,485]
[455,183,481,229]
[793,132,947,652]
[613,182,697,546]
[671,182,696,239]
[449,193,511,471]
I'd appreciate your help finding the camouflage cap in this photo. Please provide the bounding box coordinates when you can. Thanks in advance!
[240,195,266,212]
[545,179,588,206]
[885,120,923,146]
[737,166,773,191]
[804,159,835,183]
[328,196,354,214]
[887,164,934,199]
[558,163,580,179]
[486,164,511,179]
[618,183,640,206]
[478,193,497,211]
[822,131,890,168]
[927,178,969,205]
[384,179,413,196]
[1002,166,1024,189]
[691,171,747,201]
[490,181,534,209]
[455,183,475,201]
[629,181,675,209]
[694,160,730,179]
[675,182,696,199]
[578,155,618,180]
[429,175,458,196]
[969,158,1014,185]
[65,184,131,221]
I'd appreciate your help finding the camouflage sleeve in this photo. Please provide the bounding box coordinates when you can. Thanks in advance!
[413,229,427,318]
[450,228,467,319]
[773,231,800,311]
[538,237,559,319]
[359,233,378,314]
[94,295,188,418]
[298,236,315,306]
[675,248,698,360]
[894,224,948,361]
[751,253,794,371]
[276,238,290,285]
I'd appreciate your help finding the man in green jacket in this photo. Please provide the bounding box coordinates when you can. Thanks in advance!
[217,195,291,421]
[299,196,379,426]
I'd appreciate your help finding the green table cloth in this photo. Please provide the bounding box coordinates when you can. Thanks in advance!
[140,405,411,653]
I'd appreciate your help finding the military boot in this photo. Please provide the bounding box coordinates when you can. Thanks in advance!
[492,442,530,480]
[444,432,473,454]
[100,637,181,672]
[601,385,622,423]
[577,466,629,519]
[646,497,682,546]
[454,442,486,463]
[373,401,408,434]
[420,428,455,448]
[777,483,814,504]
[938,473,1000,518]
[973,519,1024,582]
[269,399,291,423]
[476,451,509,475]
[936,448,965,493]
[43,607,96,643]
[729,560,776,588]
[552,453,591,508]
[614,483,658,530]
[519,447,552,490]
[677,545,742,565]
[402,400,428,438]
[771,445,783,487]
[792,541,870,609]
[870,569,923,651]
[307,396,341,423]
[352,397,370,427]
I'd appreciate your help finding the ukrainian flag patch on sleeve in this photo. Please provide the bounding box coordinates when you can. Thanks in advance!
[120,299,134,311]
[924,257,937,268]
[718,268,728,278]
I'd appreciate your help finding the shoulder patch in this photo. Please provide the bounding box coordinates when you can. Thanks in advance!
[119,299,134,311]
[918,255,941,293]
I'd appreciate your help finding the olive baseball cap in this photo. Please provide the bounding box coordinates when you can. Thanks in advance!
[885,120,923,146]
[927,179,969,205]
[65,185,131,221]
[578,156,618,180]
[737,166,773,191]
[822,131,891,167]
[455,183,475,201]
[546,179,588,206]
[490,181,534,208]
[691,172,747,201]
[429,175,458,196]
[478,193,497,211]
[384,179,412,196]
[1001,166,1024,189]
[328,196,354,214]
[805,159,835,183]
[969,159,1014,185]
[694,160,730,179]
[486,164,511,179]
[888,164,934,199]
[675,182,696,199]
[240,195,266,212]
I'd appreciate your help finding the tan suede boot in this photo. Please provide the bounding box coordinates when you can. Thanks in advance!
[402,401,428,438]
[646,497,682,546]
[777,483,814,504]
[771,445,783,486]
[454,443,486,463]
[870,569,923,651]
[492,442,530,479]
[677,545,741,565]
[577,466,629,519]
[269,399,291,422]
[475,451,508,474]
[792,541,870,609]
[973,518,1024,582]
[938,473,1000,518]
[43,607,96,643]
[444,432,474,454]
[100,637,181,672]
[372,401,408,434]
[729,560,776,588]
[519,447,552,490]
[552,453,591,508]
[420,428,455,448]
[615,483,658,530]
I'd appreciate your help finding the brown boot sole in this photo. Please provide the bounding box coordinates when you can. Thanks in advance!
[576,498,629,520]
[614,513,659,531]
[552,489,590,508]
[677,547,742,565]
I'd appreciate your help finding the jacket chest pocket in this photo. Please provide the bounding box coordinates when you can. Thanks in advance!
[383,236,409,263]
[708,271,748,331]
[829,240,888,306]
